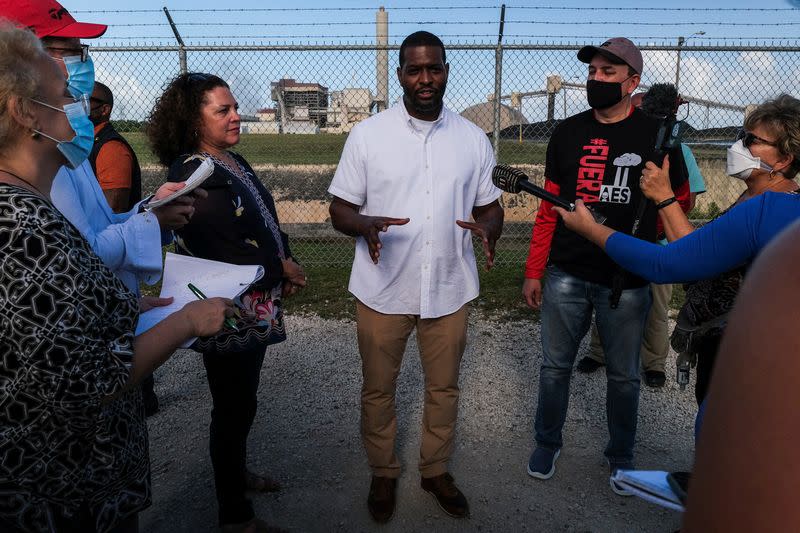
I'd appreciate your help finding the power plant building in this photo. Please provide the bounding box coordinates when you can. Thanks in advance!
[271,78,329,130]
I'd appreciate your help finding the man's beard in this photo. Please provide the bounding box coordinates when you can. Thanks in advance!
[403,85,445,116]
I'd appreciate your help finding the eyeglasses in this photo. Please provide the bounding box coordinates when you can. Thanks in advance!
[31,94,90,115]
[45,44,90,62]
[737,129,778,148]
[188,72,211,82]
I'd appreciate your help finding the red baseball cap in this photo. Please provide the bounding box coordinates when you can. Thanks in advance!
[0,0,107,39]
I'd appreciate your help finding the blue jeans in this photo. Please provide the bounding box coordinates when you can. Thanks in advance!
[534,265,651,464]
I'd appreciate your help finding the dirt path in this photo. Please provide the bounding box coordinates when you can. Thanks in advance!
[141,315,695,532]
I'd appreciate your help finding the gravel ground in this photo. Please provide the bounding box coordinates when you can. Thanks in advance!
[140,313,697,532]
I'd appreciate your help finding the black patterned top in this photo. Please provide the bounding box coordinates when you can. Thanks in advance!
[167,152,293,290]
[0,184,149,532]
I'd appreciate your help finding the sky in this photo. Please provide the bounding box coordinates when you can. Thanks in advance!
[55,1,800,127]
[65,0,800,44]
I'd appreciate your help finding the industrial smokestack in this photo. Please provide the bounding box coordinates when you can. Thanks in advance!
[376,7,389,112]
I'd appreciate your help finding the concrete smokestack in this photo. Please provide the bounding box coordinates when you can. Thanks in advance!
[376,7,389,112]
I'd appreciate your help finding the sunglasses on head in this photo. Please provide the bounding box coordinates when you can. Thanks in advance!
[187,72,211,83]
[737,129,778,148]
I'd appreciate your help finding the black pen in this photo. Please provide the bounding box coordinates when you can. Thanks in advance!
[187,283,239,331]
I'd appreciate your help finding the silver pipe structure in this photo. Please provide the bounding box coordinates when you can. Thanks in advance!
[492,4,506,161]
[375,7,389,112]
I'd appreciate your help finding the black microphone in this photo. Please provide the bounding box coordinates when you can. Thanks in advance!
[640,83,680,118]
[492,164,607,224]
[492,165,574,209]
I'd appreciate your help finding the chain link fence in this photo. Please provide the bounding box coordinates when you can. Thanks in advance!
[92,42,800,265]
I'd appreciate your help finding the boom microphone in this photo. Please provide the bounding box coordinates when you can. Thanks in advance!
[640,83,680,118]
[492,164,606,224]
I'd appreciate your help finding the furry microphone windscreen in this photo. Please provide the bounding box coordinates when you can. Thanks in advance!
[641,83,679,118]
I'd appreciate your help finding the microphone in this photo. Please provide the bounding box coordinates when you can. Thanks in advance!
[640,83,680,118]
[492,164,606,224]
[492,165,574,209]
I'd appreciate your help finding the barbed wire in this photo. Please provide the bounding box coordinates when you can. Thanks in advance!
[96,35,800,42]
[73,6,800,13]
[507,5,800,10]
[101,20,800,28]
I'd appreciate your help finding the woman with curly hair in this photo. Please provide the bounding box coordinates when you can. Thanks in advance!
[146,73,305,533]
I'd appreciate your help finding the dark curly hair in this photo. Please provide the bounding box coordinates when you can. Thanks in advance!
[146,72,229,166]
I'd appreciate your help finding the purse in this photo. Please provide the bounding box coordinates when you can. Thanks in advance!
[669,267,745,354]
[191,283,286,354]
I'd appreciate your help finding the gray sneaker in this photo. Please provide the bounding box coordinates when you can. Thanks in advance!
[527,447,561,480]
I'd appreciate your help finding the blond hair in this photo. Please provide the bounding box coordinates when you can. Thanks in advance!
[0,23,44,152]
[744,94,800,179]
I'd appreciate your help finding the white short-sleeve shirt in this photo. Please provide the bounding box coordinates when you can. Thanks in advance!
[328,101,502,319]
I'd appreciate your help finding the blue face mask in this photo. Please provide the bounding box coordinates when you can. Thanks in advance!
[31,98,95,169]
[62,55,95,99]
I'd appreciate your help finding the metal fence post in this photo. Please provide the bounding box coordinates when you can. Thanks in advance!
[492,4,505,162]
[163,7,187,75]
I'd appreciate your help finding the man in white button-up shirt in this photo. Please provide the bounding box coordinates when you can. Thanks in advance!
[328,31,503,523]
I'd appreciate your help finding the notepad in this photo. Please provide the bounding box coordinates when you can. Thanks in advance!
[611,470,685,512]
[145,158,214,210]
[135,252,264,346]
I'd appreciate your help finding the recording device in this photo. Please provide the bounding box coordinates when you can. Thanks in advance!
[611,83,689,308]
[646,83,689,170]
[492,165,607,224]
[676,352,693,390]
[629,83,689,236]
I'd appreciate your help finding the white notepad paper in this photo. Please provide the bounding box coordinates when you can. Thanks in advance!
[611,470,685,512]
[145,158,214,210]
[135,252,264,346]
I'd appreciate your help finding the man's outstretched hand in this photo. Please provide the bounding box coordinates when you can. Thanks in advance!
[456,219,498,270]
[358,216,410,264]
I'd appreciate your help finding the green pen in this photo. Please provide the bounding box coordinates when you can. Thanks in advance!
[187,282,239,331]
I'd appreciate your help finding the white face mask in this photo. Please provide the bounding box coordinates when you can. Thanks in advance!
[726,139,773,180]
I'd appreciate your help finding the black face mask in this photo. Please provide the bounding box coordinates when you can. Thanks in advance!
[586,79,628,110]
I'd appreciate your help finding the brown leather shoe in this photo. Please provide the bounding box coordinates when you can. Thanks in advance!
[421,473,469,518]
[367,476,397,523]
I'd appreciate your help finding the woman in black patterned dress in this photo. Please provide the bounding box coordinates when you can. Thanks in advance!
[147,74,306,533]
[0,27,233,533]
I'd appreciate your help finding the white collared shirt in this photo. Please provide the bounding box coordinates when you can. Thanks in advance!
[329,101,501,319]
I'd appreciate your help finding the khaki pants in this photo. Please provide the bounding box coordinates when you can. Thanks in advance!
[356,301,468,478]
[589,283,671,373]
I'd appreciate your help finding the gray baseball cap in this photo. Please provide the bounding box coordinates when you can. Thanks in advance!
[577,37,643,75]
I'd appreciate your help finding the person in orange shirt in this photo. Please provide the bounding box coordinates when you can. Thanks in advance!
[88,81,142,213]
[89,83,159,415]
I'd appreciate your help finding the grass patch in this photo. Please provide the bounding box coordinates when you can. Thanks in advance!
[284,263,535,321]
[141,239,684,322]
[125,131,552,168]
[124,132,349,166]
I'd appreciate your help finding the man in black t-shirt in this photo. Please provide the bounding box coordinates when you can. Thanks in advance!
[521,37,690,495]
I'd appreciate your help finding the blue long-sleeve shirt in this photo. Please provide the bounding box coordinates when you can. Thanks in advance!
[51,161,170,294]
[605,192,800,284]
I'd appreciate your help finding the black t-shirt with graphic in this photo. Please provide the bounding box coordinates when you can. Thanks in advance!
[545,107,688,287]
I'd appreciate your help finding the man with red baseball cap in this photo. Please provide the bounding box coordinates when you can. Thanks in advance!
[0,0,189,421]
[0,3,199,529]
[522,36,691,495]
